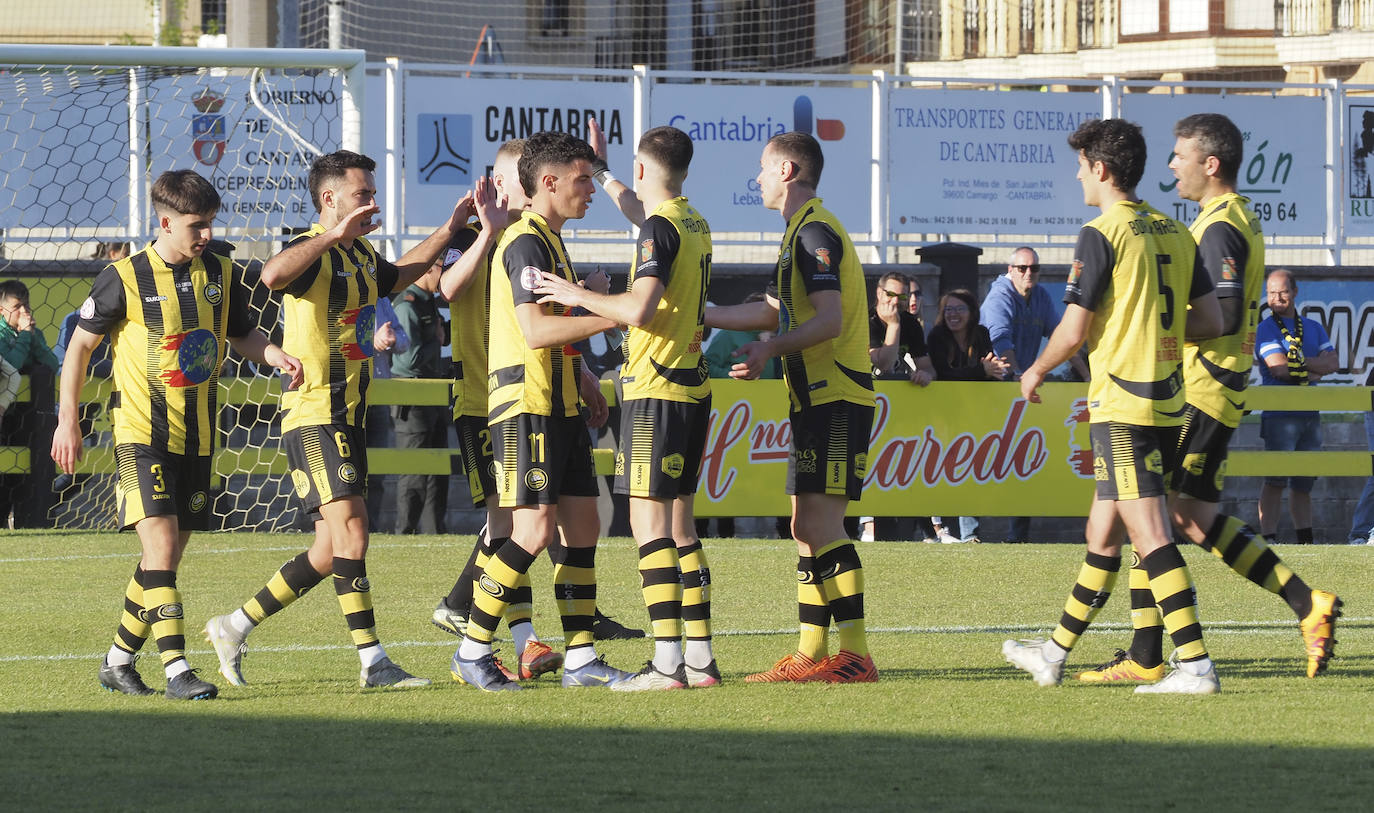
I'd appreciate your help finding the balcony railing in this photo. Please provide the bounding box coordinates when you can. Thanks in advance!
[1276,0,1374,36]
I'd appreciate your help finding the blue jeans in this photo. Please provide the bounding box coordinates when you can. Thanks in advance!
[1260,411,1322,492]
[932,515,980,540]
[1349,412,1374,542]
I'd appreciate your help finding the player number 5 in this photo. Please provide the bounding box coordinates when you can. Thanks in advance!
[1155,253,1175,330]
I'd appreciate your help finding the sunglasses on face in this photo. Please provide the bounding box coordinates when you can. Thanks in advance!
[1011,264,1040,273]
[881,288,905,299]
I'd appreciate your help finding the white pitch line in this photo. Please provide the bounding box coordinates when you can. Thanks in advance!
[4,617,1366,664]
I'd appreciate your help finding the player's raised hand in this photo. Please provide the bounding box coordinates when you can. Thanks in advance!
[333,202,381,243]
[587,116,608,159]
[447,191,476,231]
[473,175,508,231]
[534,271,586,308]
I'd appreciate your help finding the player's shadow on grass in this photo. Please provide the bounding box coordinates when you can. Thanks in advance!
[1219,653,1374,680]
[10,710,1373,811]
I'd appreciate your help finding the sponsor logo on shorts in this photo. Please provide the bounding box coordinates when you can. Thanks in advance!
[854,452,867,478]
[291,469,311,498]
[661,453,684,479]
[1145,449,1163,476]
[203,282,223,305]
[614,452,625,476]
[478,573,506,599]
[189,491,207,513]
[525,468,548,491]
[521,266,542,291]
[158,603,183,620]
[339,463,359,483]
[794,447,817,474]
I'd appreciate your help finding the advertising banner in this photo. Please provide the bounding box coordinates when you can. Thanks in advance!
[1346,100,1374,236]
[695,379,1095,517]
[650,83,873,234]
[886,88,1101,236]
[1124,93,1326,237]
[147,72,342,231]
[402,75,635,231]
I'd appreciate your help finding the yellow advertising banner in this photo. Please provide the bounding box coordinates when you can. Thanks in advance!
[695,379,1096,517]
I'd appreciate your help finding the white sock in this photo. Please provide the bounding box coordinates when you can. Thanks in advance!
[458,637,491,661]
[1042,640,1068,663]
[563,645,596,671]
[228,609,256,638]
[510,621,537,657]
[685,640,714,669]
[358,643,387,668]
[106,646,134,667]
[1177,656,1213,677]
[165,659,190,679]
[652,640,684,673]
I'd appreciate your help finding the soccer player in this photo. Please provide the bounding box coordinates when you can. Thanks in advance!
[450,130,633,691]
[1076,114,1342,683]
[703,131,878,684]
[51,169,302,700]
[1003,118,1225,694]
[534,124,719,690]
[203,150,472,689]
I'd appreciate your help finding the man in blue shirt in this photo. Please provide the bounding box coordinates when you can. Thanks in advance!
[1254,269,1338,543]
[979,248,1087,542]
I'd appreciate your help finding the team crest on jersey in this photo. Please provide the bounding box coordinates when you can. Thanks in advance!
[159,328,218,387]
[660,453,684,479]
[202,282,223,306]
[521,266,542,291]
[291,469,311,498]
[364,261,377,280]
[79,296,96,320]
[189,491,207,513]
[640,239,654,264]
[814,247,832,275]
[525,468,548,491]
[339,463,359,483]
[444,247,463,267]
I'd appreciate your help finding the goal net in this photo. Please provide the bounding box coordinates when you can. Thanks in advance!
[0,45,362,531]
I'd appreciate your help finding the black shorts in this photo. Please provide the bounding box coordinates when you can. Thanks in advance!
[1172,405,1233,503]
[491,413,598,507]
[614,395,711,499]
[786,400,874,501]
[114,444,212,531]
[1089,421,1180,501]
[453,413,497,508]
[282,423,368,517]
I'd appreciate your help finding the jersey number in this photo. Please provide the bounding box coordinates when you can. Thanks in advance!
[697,253,712,324]
[149,464,166,493]
[479,428,493,458]
[1155,253,1175,330]
[335,431,352,459]
[528,432,546,464]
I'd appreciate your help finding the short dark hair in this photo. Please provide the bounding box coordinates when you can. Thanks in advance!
[518,131,595,197]
[637,126,693,176]
[767,131,824,189]
[878,271,907,288]
[308,150,376,212]
[1067,119,1146,192]
[0,279,29,304]
[150,170,220,217]
[1173,113,1243,186]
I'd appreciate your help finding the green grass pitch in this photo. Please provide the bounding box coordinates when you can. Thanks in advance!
[2,530,1371,811]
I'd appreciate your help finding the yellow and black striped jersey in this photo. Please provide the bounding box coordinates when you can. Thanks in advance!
[775,198,874,411]
[78,245,253,455]
[1184,192,1264,428]
[487,211,582,422]
[1065,199,1210,426]
[278,223,400,432]
[622,196,711,404]
[441,223,490,420]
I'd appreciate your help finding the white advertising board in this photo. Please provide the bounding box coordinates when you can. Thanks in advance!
[402,75,635,231]
[650,83,873,234]
[1345,100,1374,237]
[147,72,342,231]
[887,88,1100,235]
[1123,93,1326,236]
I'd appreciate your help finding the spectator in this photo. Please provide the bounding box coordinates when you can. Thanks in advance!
[389,259,449,534]
[905,274,925,325]
[1349,365,1374,545]
[980,246,1089,541]
[924,288,1008,544]
[0,279,60,526]
[1255,269,1338,544]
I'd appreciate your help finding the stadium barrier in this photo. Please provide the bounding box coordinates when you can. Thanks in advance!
[7,375,1371,527]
